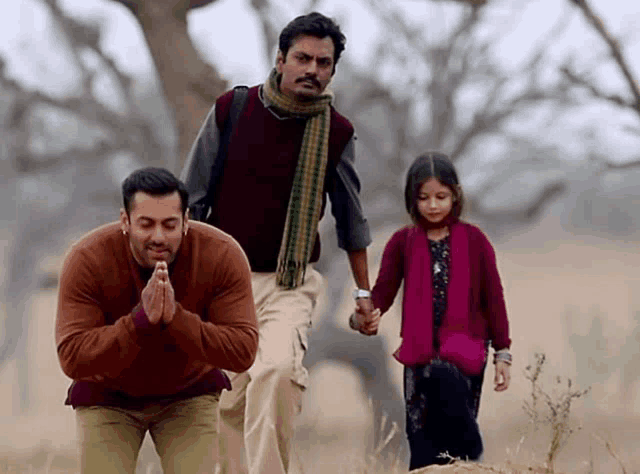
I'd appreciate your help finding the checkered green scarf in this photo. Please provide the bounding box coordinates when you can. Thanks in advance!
[263,68,333,288]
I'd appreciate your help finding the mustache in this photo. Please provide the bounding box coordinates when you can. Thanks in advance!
[295,76,321,88]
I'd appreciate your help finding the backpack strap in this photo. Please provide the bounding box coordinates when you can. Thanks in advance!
[204,85,249,221]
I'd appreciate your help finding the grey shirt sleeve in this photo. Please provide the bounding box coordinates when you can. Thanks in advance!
[180,104,220,221]
[327,136,372,251]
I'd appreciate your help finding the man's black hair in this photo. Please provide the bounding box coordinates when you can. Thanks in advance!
[122,167,189,215]
[279,12,346,74]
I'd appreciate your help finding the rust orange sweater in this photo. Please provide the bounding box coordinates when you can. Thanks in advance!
[55,221,258,406]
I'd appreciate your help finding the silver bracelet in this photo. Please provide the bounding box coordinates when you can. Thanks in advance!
[352,288,372,299]
[493,352,512,365]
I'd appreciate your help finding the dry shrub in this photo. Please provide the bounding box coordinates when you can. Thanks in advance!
[522,353,591,473]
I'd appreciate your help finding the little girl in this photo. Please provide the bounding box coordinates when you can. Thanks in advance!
[352,152,512,469]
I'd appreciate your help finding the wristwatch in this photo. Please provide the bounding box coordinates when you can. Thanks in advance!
[352,288,372,299]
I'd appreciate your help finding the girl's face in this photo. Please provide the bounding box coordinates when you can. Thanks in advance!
[416,178,454,225]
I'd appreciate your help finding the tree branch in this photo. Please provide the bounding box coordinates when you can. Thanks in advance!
[250,0,280,65]
[2,3,167,174]
[561,66,637,112]
[568,0,640,116]
[470,180,568,230]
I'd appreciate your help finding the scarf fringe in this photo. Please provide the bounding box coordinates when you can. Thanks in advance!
[275,260,307,289]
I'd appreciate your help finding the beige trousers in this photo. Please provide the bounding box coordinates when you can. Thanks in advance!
[218,265,324,474]
[75,393,220,474]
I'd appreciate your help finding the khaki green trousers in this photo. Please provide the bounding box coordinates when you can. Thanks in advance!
[218,266,324,474]
[75,393,220,474]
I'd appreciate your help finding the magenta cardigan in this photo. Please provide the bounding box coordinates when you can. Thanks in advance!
[371,222,511,374]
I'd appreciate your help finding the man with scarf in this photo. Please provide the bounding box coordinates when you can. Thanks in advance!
[180,12,376,474]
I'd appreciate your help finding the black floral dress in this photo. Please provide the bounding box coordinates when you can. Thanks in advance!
[403,234,486,468]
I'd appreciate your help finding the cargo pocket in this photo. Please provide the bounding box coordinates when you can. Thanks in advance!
[291,326,309,389]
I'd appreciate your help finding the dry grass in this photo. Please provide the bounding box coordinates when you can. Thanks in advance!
[0,423,634,474]
[0,348,637,474]
[411,462,551,473]
[0,454,553,474]
[0,448,77,474]
[590,433,628,474]
[0,352,634,474]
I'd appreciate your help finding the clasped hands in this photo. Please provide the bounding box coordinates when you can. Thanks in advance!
[141,261,176,325]
[350,298,381,336]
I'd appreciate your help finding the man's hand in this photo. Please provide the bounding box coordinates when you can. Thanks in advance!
[352,298,381,336]
[162,270,176,324]
[141,262,166,324]
[154,261,176,325]
[494,360,511,392]
[140,261,176,325]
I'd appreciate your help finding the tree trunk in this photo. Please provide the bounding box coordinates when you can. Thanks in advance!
[112,0,228,171]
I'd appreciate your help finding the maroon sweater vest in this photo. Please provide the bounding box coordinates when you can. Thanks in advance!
[208,86,355,271]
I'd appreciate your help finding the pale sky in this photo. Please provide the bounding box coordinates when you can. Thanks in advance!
[3,0,639,87]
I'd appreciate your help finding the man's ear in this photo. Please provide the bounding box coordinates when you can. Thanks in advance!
[120,209,129,234]
[183,210,189,235]
[275,50,285,73]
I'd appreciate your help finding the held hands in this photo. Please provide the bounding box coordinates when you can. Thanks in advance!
[350,298,381,336]
[494,360,511,392]
[141,261,176,325]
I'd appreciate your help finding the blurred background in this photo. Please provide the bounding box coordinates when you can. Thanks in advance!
[1,0,639,472]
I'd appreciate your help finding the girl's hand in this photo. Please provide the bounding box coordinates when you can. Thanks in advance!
[494,360,511,392]
[350,305,381,336]
[360,308,381,335]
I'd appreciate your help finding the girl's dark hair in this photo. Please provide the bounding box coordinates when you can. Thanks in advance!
[404,151,464,224]
[122,167,189,215]
[278,12,346,74]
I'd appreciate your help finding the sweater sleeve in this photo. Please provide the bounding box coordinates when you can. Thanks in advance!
[478,232,511,351]
[165,240,259,373]
[371,229,406,315]
[55,248,161,381]
[180,103,220,222]
[327,136,372,251]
